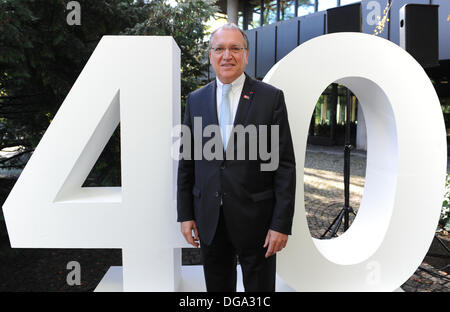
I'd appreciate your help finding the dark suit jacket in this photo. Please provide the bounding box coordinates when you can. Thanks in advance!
[177,73,296,249]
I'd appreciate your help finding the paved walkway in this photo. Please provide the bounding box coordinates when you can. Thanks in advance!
[304,145,449,292]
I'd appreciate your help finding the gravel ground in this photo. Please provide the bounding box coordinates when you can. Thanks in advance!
[303,148,449,292]
[304,149,365,238]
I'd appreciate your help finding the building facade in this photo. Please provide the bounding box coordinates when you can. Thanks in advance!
[212,0,450,150]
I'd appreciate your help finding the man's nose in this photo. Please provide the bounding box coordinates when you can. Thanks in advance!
[223,48,232,59]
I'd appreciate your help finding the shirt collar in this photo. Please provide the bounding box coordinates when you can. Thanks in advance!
[216,72,246,93]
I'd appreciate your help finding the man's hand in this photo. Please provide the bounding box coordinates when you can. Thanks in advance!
[263,229,288,258]
[181,220,200,248]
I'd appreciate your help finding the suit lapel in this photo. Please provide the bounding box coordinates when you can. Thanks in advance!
[232,73,256,128]
[224,73,256,153]
[207,73,255,128]
[205,73,256,156]
[206,80,219,126]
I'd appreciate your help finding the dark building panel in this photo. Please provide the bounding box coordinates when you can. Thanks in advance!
[299,11,326,45]
[432,0,450,60]
[245,29,257,78]
[327,3,362,33]
[399,4,439,67]
[256,23,277,79]
[276,17,301,62]
[389,0,429,45]
[361,0,389,39]
[241,0,448,80]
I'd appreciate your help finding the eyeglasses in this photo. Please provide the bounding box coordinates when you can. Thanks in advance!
[210,46,247,55]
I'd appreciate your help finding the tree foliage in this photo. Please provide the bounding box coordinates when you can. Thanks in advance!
[121,0,218,108]
[0,0,218,186]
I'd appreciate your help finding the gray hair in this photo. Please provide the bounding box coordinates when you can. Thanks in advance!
[209,23,249,51]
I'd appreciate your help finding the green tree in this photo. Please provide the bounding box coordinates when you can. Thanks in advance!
[0,0,149,168]
[0,0,218,187]
[122,0,218,110]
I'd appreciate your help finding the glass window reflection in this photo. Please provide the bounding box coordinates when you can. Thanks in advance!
[318,0,339,12]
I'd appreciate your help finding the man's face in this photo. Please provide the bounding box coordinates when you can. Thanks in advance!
[209,29,249,84]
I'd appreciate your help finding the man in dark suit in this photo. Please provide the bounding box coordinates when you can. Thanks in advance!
[177,23,296,292]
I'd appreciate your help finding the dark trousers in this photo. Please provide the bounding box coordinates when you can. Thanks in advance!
[200,207,276,292]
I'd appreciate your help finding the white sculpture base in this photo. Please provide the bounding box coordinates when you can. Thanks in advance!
[94,265,295,292]
[94,265,405,292]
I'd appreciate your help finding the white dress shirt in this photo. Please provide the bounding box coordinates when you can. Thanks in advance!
[216,72,246,145]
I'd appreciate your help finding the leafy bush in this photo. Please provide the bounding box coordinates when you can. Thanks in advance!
[441,174,450,231]
[0,0,218,187]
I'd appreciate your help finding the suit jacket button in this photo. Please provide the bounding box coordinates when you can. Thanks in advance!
[215,192,219,197]
[220,165,226,170]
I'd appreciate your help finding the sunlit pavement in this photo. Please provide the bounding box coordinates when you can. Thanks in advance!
[304,145,449,292]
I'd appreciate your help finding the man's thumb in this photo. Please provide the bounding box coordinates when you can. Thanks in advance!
[263,231,270,248]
